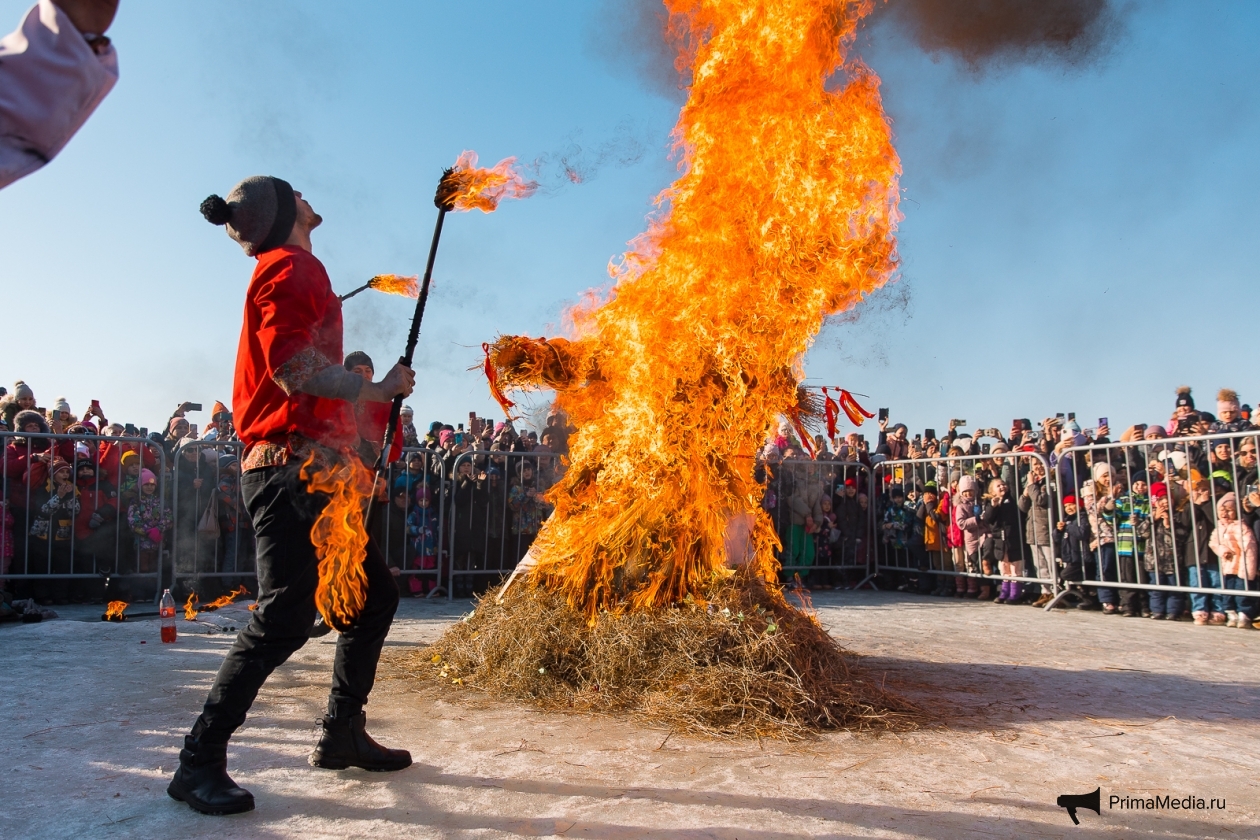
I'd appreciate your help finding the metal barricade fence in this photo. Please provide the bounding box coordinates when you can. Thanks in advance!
[1050,430,1260,617]
[872,451,1059,598]
[374,447,447,597]
[169,439,254,597]
[764,458,876,586]
[1,430,168,604]
[445,449,561,600]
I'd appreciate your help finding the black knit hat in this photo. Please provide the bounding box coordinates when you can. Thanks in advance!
[199,176,297,257]
[1175,386,1194,410]
[343,351,373,371]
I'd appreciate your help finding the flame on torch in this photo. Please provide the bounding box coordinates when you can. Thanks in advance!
[435,151,538,213]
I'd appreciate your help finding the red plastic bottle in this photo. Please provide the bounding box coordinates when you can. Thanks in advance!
[160,589,177,643]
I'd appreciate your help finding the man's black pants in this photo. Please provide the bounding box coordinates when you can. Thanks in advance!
[189,462,399,745]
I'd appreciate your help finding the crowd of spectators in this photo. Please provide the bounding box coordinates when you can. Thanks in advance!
[0,363,573,609]
[758,386,1260,630]
[4,374,1258,630]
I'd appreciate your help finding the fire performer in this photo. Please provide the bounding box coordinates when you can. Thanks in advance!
[168,176,416,816]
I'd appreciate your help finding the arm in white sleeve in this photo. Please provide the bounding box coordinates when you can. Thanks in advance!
[0,0,119,190]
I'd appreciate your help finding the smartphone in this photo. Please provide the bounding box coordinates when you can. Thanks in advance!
[981,443,991,455]
[90,399,101,413]
[913,434,922,444]
[1055,412,1065,420]
[124,423,138,436]
[1098,417,1108,429]
[1248,484,1258,498]
[924,428,936,441]
[139,427,148,437]
[952,419,967,427]
[1134,423,1148,434]
[1067,412,1076,421]
[878,407,889,422]
[1084,428,1096,438]
[186,403,203,412]
[188,423,198,436]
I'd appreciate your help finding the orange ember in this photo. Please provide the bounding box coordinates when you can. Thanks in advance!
[485,0,900,619]
[367,273,419,298]
[104,600,128,621]
[199,584,252,612]
[301,453,374,630]
[439,150,538,213]
[184,592,199,621]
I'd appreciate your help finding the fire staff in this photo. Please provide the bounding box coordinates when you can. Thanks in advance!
[167,176,416,816]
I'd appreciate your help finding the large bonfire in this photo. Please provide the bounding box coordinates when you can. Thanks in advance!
[401,0,914,736]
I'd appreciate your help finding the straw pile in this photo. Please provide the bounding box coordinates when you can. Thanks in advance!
[390,572,920,738]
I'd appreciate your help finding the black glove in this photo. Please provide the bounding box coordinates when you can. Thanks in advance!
[89,513,103,529]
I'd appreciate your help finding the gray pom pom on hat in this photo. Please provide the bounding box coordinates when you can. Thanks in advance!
[200,176,298,256]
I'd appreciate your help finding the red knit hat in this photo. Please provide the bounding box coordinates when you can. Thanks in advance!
[1150,482,1168,499]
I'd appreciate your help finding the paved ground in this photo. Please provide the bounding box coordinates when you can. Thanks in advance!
[2,591,1257,839]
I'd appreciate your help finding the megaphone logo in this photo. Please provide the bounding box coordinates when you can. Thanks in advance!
[1057,787,1101,825]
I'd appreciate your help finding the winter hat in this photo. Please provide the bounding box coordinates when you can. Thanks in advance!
[120,450,139,467]
[211,400,229,418]
[923,481,938,492]
[169,416,188,433]
[1149,482,1168,499]
[1175,386,1194,410]
[1217,492,1237,516]
[14,380,34,400]
[1144,425,1167,439]
[415,485,432,502]
[1062,495,1078,506]
[49,458,72,478]
[1072,434,1087,447]
[889,484,904,498]
[344,350,373,371]
[439,430,455,445]
[957,475,977,493]
[74,442,92,460]
[140,468,157,485]
[1091,462,1112,481]
[991,442,1010,454]
[948,469,962,486]
[80,420,98,434]
[200,176,298,257]
[218,454,239,471]
[1217,388,1241,415]
[1131,471,1148,486]
[844,478,857,487]
[53,396,71,414]
[14,409,48,433]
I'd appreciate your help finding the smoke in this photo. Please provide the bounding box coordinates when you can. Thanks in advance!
[592,0,1129,89]
[866,0,1129,74]
[821,279,914,368]
[523,121,649,190]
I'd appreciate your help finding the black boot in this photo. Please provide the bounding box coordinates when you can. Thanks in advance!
[167,737,255,815]
[309,710,412,772]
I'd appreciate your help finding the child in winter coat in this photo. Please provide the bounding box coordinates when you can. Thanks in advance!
[1056,495,1098,609]
[1208,492,1258,629]
[407,486,441,597]
[1136,482,1190,619]
[1082,462,1123,614]
[127,468,172,585]
[981,479,1021,604]
[954,475,987,597]
[1113,473,1151,617]
[28,458,79,603]
[916,482,944,595]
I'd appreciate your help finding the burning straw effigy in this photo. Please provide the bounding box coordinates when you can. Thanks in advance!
[392,0,920,737]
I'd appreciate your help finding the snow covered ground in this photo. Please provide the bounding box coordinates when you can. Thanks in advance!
[3,591,1257,839]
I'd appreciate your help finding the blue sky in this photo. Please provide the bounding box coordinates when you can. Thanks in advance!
[2,1,1258,439]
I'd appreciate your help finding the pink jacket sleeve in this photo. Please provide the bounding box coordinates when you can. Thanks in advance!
[0,0,119,189]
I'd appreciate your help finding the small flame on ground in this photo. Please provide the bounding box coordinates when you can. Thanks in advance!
[184,592,199,621]
[301,452,373,630]
[200,585,252,612]
[439,151,538,213]
[104,600,128,621]
[367,274,419,298]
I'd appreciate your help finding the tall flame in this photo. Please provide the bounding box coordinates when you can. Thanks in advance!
[486,0,901,619]
[367,274,419,298]
[438,151,538,213]
[184,592,199,621]
[104,600,128,621]
[302,453,374,630]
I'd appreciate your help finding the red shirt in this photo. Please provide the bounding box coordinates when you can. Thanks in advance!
[232,246,358,457]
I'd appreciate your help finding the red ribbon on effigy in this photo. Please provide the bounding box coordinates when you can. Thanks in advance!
[482,342,517,418]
